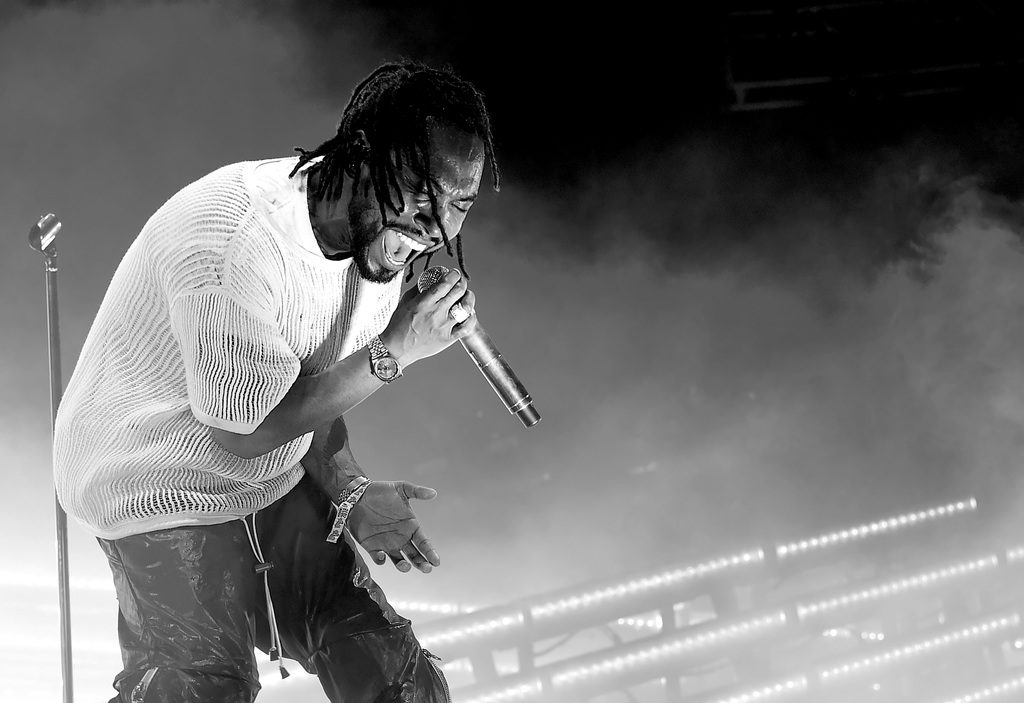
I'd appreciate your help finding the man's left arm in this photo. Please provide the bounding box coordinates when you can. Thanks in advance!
[301,415,441,573]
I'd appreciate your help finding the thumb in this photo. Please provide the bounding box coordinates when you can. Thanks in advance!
[399,482,438,501]
[399,283,421,303]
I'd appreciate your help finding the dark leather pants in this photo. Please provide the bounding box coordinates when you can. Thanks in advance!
[98,473,449,703]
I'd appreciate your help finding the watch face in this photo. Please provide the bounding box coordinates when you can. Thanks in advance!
[372,356,400,381]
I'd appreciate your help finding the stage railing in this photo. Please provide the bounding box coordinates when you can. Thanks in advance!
[416,495,1007,701]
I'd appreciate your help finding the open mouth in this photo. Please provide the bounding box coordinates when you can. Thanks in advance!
[381,229,429,269]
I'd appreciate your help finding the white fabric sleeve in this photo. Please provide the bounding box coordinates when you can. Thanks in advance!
[170,290,300,434]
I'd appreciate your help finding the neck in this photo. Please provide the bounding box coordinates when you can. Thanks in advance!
[306,168,352,259]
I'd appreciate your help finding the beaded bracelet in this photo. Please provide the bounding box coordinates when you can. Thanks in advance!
[326,476,371,544]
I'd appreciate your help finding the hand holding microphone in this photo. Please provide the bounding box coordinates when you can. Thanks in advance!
[416,266,540,428]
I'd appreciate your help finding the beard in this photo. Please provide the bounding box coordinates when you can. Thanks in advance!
[349,194,401,284]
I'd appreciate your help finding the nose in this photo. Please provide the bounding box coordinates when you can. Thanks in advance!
[413,200,445,246]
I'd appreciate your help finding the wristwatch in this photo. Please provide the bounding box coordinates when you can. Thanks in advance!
[368,335,402,383]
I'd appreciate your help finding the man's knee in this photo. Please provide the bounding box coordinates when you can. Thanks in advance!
[111,666,258,703]
[311,624,451,703]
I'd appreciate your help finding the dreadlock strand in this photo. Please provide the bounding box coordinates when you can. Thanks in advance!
[289,59,500,278]
[455,232,469,280]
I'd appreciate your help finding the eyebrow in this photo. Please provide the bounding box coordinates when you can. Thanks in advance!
[427,175,477,202]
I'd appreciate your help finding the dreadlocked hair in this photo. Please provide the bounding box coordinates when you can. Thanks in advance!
[289,60,500,281]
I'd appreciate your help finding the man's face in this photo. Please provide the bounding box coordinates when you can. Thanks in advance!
[349,121,485,283]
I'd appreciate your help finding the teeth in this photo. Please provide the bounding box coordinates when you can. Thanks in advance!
[395,232,427,251]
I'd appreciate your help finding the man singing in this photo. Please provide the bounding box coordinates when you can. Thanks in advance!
[53,60,499,702]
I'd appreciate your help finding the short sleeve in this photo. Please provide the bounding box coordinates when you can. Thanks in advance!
[170,290,300,434]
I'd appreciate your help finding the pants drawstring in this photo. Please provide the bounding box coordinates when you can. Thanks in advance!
[242,513,290,679]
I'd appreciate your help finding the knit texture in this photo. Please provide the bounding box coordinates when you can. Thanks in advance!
[54,158,402,539]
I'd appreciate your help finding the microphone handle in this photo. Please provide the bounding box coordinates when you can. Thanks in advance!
[460,324,541,427]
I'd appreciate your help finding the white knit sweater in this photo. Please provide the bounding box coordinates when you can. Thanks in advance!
[53,157,402,539]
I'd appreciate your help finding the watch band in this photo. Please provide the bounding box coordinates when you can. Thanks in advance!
[368,335,402,382]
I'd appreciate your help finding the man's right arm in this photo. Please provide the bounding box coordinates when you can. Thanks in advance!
[209,346,387,459]
[210,268,475,459]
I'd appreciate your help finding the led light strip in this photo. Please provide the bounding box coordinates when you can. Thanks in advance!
[616,614,664,630]
[549,611,788,688]
[703,676,810,703]
[796,555,999,619]
[935,672,1024,703]
[423,502,986,654]
[460,680,544,703]
[530,549,765,620]
[419,612,527,649]
[775,498,977,560]
[392,600,477,616]
[818,614,1020,683]
[1003,545,1024,564]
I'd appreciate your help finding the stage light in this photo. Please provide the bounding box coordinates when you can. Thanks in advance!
[818,614,1020,684]
[1002,545,1024,564]
[795,555,999,619]
[418,550,762,653]
[615,614,664,630]
[529,549,765,620]
[459,680,544,703]
[701,676,809,703]
[393,600,476,616]
[419,612,527,649]
[775,498,977,560]
[548,611,788,688]
[935,672,1024,703]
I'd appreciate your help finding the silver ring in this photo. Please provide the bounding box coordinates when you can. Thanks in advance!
[450,304,470,323]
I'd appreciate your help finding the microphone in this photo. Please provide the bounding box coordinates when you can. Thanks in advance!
[417,266,540,428]
[29,213,61,255]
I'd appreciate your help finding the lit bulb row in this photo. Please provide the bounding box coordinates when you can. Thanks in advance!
[437,659,521,677]
[706,676,809,703]
[935,672,1024,703]
[775,499,976,559]
[549,612,788,688]
[460,681,544,703]
[616,614,664,630]
[422,501,982,652]
[796,556,999,619]
[530,550,764,619]
[392,600,476,615]
[823,628,886,641]
[420,613,526,648]
[1003,545,1024,563]
[819,614,1020,682]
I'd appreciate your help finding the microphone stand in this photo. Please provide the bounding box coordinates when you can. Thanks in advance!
[29,213,74,703]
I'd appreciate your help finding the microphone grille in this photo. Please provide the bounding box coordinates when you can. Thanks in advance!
[417,265,451,293]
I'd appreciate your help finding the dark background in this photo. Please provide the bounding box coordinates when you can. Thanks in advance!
[6,1,1024,698]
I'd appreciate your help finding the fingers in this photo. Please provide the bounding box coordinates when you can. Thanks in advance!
[372,549,416,574]
[393,530,440,574]
[437,274,469,312]
[405,549,432,573]
[449,289,475,324]
[412,528,441,568]
[421,268,467,306]
[389,552,413,573]
[398,481,437,501]
[371,533,440,574]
